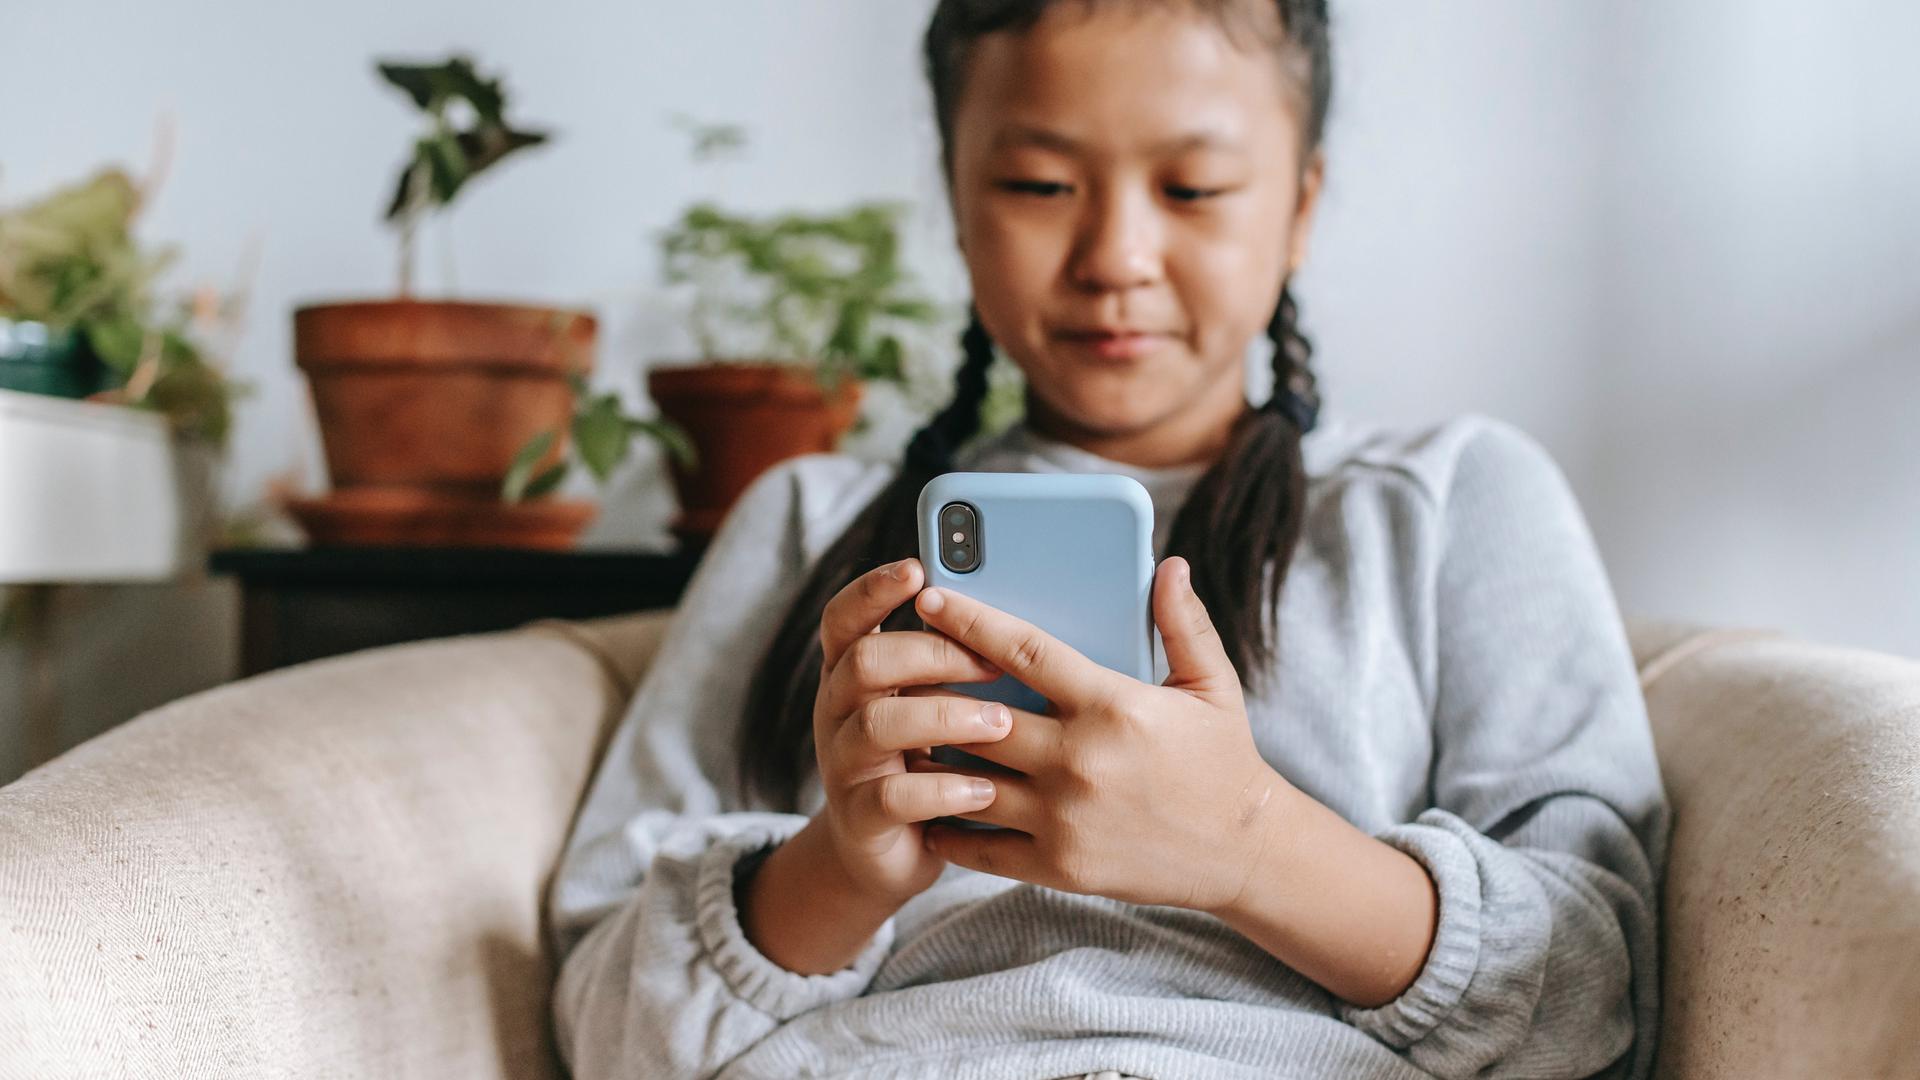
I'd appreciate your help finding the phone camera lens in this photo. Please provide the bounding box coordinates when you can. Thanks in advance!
[937,502,979,573]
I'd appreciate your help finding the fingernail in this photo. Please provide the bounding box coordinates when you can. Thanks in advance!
[888,559,909,581]
[919,587,945,613]
[982,703,1010,729]
[968,777,995,801]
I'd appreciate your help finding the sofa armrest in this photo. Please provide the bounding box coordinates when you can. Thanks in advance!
[1633,625,1920,1079]
[0,609,672,1079]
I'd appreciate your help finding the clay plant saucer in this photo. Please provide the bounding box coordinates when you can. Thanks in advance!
[287,488,597,550]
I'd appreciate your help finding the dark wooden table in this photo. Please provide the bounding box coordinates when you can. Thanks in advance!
[208,545,704,677]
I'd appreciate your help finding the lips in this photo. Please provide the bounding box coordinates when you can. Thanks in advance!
[1055,327,1175,361]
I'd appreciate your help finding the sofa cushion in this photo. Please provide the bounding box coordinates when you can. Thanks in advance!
[1638,629,1920,1078]
[0,619,646,1079]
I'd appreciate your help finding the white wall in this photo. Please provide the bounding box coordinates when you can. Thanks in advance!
[1302,2,1617,462]
[1586,0,1920,655]
[1308,0,1920,655]
[1,0,1914,768]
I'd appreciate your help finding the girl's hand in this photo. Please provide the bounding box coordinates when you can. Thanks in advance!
[911,556,1291,914]
[810,557,1014,906]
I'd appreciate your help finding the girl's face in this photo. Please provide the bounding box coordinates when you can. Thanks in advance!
[948,4,1322,467]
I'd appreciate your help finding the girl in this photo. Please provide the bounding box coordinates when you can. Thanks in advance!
[551,1,1667,1077]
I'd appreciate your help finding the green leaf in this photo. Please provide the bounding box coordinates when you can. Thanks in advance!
[377,62,443,110]
[376,56,504,120]
[421,131,469,205]
[879,298,939,323]
[502,429,556,502]
[141,353,236,443]
[457,125,550,179]
[571,394,632,483]
[864,334,905,383]
[438,56,505,122]
[81,315,146,371]
[628,417,698,470]
[522,462,569,499]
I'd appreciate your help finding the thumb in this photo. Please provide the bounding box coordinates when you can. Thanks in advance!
[1153,557,1236,696]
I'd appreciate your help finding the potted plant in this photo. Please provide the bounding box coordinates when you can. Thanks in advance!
[291,55,602,548]
[649,150,943,535]
[0,165,246,580]
[0,168,238,438]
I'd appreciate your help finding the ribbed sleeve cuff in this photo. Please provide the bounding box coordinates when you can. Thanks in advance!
[692,826,896,1021]
[1339,811,1484,1047]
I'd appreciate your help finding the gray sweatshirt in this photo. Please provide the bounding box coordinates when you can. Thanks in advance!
[549,410,1668,1080]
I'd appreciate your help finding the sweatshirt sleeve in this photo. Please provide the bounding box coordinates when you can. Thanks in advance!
[546,454,897,1080]
[1338,420,1670,1080]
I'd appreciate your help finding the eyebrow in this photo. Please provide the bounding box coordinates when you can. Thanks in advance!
[991,124,1245,156]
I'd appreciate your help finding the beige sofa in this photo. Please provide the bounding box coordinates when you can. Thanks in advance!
[1,611,1915,1079]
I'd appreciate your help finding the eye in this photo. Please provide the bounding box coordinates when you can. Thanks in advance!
[995,179,1074,198]
[1165,184,1228,203]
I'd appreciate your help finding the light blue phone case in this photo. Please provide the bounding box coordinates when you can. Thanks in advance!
[917,471,1156,714]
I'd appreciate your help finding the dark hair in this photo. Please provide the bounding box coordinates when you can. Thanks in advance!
[740,0,1333,810]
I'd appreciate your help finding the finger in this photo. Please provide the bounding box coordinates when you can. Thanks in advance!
[843,694,1014,760]
[898,689,1063,774]
[923,822,1044,883]
[905,759,1044,832]
[1153,556,1238,697]
[914,586,1118,706]
[825,631,1000,713]
[846,772,996,834]
[820,558,924,672]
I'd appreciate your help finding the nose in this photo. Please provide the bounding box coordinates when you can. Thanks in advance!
[1068,184,1164,294]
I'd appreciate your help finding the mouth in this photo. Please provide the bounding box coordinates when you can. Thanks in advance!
[1052,327,1178,362]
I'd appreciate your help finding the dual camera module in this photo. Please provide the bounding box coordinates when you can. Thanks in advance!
[938,502,981,573]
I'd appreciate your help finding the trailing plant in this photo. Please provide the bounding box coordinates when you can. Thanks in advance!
[503,370,695,503]
[0,167,243,444]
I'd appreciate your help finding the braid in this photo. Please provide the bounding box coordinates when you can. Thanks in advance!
[1265,284,1321,433]
[1162,282,1319,689]
[906,312,996,473]
[740,307,999,808]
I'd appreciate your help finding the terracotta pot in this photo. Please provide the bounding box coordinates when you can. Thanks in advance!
[648,362,862,538]
[294,300,594,498]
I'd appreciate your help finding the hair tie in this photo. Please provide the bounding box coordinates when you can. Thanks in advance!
[1272,387,1319,434]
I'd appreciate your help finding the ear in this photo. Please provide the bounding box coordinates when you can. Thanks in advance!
[1286,152,1326,276]
[943,154,970,259]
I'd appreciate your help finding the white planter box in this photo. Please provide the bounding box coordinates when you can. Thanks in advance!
[0,389,214,583]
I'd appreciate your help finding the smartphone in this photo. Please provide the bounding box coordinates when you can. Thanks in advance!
[916,472,1156,815]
